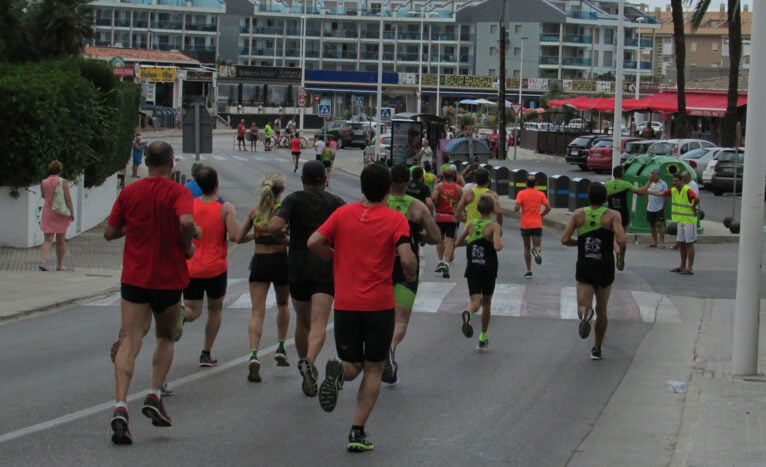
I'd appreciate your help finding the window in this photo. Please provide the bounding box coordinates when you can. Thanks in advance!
[662,37,673,55]
[515,25,522,34]
[489,47,497,56]
[514,47,521,56]
[711,42,718,53]
[690,42,697,53]
[488,68,496,76]
[490,24,497,34]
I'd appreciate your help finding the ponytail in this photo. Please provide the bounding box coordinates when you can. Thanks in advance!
[255,172,285,223]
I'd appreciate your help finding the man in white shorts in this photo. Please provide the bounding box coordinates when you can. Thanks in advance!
[651,173,699,275]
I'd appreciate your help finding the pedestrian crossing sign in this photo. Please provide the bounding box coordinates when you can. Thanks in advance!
[318,103,331,118]
[380,107,393,123]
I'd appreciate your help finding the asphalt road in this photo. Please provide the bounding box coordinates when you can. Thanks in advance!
[0,136,761,465]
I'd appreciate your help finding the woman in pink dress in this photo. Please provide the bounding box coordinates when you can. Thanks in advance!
[39,160,74,271]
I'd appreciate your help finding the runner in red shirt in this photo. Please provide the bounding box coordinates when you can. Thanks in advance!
[514,175,551,278]
[431,167,463,278]
[104,141,196,445]
[308,164,416,452]
[291,131,302,173]
[236,119,247,151]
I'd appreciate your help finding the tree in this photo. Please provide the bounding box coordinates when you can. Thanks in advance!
[0,0,28,62]
[671,0,691,137]
[30,0,94,60]
[689,0,742,147]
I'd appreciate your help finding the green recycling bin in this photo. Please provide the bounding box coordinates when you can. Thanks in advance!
[622,155,702,234]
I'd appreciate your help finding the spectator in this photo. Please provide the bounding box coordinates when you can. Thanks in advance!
[39,160,74,271]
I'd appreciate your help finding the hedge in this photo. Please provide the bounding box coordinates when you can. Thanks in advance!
[0,59,139,189]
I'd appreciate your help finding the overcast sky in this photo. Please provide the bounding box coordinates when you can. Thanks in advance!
[640,0,752,10]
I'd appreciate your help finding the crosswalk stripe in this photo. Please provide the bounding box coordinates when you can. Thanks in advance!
[232,156,248,162]
[491,284,525,316]
[413,282,456,313]
[212,155,226,161]
[230,289,277,309]
[631,291,661,323]
[559,287,579,320]
[655,295,681,323]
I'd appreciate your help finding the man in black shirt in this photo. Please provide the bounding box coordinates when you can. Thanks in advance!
[406,167,434,214]
[270,161,345,397]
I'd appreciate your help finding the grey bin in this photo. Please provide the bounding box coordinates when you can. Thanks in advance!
[548,175,570,208]
[568,177,591,212]
[509,168,528,199]
[494,167,510,196]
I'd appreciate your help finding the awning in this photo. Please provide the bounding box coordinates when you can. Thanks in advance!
[623,92,748,116]
[305,87,379,95]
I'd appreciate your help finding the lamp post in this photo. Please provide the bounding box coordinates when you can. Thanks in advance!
[375,6,384,160]
[611,0,625,171]
[498,1,506,160]
[514,36,527,161]
[417,16,424,114]
[635,17,644,100]
[298,12,306,132]
[436,42,441,117]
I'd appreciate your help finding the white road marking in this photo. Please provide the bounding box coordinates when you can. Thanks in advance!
[230,288,276,309]
[413,282,457,313]
[490,284,525,316]
[232,156,248,162]
[655,295,681,323]
[212,155,226,161]
[559,287,579,320]
[631,291,663,323]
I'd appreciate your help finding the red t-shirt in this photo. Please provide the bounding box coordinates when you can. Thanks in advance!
[291,137,301,152]
[515,188,549,229]
[237,124,246,137]
[186,198,227,279]
[108,177,193,290]
[317,203,410,311]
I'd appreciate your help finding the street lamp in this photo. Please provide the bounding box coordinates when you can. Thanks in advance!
[298,12,306,132]
[375,5,385,160]
[611,0,625,171]
[635,17,644,100]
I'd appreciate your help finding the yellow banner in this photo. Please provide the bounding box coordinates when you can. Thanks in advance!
[139,67,176,83]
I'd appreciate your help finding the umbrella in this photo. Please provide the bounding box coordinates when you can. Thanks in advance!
[459,99,478,105]
[474,98,495,105]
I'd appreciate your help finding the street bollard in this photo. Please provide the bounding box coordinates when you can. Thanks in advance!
[528,171,548,196]
[494,167,510,196]
[568,177,590,212]
[548,174,570,208]
[509,168,528,199]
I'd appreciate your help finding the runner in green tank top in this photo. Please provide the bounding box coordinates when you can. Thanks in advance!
[561,182,626,360]
[455,168,503,227]
[382,165,440,385]
[456,194,503,351]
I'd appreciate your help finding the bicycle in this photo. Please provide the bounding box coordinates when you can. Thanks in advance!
[270,133,309,150]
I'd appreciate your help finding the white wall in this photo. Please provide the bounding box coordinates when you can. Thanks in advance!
[0,174,119,248]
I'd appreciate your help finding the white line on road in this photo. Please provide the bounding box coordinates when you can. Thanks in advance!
[559,287,579,320]
[491,284,525,316]
[631,290,663,323]
[232,156,248,162]
[212,155,227,161]
[413,281,457,313]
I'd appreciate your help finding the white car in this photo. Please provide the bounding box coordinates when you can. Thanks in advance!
[680,147,723,184]
[363,134,391,162]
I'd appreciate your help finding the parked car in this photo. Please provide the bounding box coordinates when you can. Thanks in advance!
[635,120,664,135]
[646,141,675,156]
[565,134,610,170]
[363,133,391,162]
[620,139,658,163]
[587,137,642,173]
[662,138,716,157]
[680,147,723,184]
[566,118,586,129]
[703,148,746,195]
[317,120,371,149]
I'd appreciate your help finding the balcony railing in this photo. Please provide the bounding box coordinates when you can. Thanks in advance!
[540,56,559,65]
[240,25,250,33]
[185,44,215,51]
[186,23,217,32]
[157,43,182,51]
[624,60,653,70]
[151,21,183,30]
[135,20,148,27]
[253,26,282,34]
[562,57,591,66]
[625,38,653,47]
[96,18,112,26]
[115,18,130,27]
[563,34,592,44]
[564,10,598,20]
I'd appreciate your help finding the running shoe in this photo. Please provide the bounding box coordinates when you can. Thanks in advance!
[38,263,49,272]
[348,429,374,452]
[524,271,533,279]
[616,252,625,271]
[461,311,474,338]
[434,262,445,273]
[141,394,172,427]
[318,358,344,413]
[174,305,185,342]
[590,346,603,360]
[579,307,594,339]
[274,346,290,367]
[247,356,262,383]
[442,263,450,279]
[110,407,132,445]
[161,383,174,397]
[382,348,397,385]
[298,358,318,397]
[531,248,542,265]
[476,338,489,352]
[199,352,219,368]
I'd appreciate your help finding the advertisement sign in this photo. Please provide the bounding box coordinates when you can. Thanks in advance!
[186,71,214,82]
[217,65,301,81]
[398,72,418,85]
[596,81,614,93]
[113,67,134,77]
[138,67,176,83]
[524,78,549,91]
[391,121,422,166]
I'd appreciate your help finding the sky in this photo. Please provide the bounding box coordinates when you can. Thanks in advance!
[640,0,753,10]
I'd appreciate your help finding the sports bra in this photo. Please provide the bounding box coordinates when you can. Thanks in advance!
[253,203,281,246]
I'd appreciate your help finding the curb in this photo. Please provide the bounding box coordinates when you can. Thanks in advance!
[0,284,120,322]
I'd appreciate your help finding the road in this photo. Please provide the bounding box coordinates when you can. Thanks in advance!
[0,135,762,465]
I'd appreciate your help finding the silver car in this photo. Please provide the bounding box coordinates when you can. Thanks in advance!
[680,147,723,184]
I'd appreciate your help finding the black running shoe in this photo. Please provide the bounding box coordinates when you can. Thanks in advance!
[590,346,603,360]
[298,358,318,397]
[110,407,132,445]
[274,347,290,367]
[318,358,344,413]
[199,353,219,367]
[461,311,474,338]
[381,348,395,384]
[348,429,374,452]
[247,356,262,383]
[524,271,533,279]
[616,252,625,271]
[532,248,542,265]
[442,263,450,279]
[579,307,594,339]
[141,394,172,427]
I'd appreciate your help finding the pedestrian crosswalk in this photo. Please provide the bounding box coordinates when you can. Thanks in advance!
[83,279,681,324]
[175,152,295,165]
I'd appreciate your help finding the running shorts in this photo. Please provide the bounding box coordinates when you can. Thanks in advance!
[132,153,142,165]
[393,282,418,307]
[437,221,458,238]
[676,223,697,243]
[520,228,543,237]
[575,261,615,289]
[249,252,288,286]
[289,280,334,302]
[121,283,182,314]
[292,151,301,158]
[183,271,227,301]
[333,309,394,363]
[646,210,665,224]
[322,160,332,168]
[465,272,497,296]
[237,136,245,142]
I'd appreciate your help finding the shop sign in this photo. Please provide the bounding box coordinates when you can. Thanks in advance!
[524,78,549,91]
[113,67,134,77]
[139,67,176,83]
[218,65,301,81]
[398,73,417,85]
[186,70,213,82]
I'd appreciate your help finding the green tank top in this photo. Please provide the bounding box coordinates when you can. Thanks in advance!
[387,194,415,216]
[578,206,607,236]
[466,219,492,244]
[466,187,489,223]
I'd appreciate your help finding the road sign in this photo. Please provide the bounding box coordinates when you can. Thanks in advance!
[511,104,522,115]
[297,87,307,98]
[318,97,332,118]
[314,94,320,103]
[354,96,364,106]
[297,97,306,108]
[380,107,393,123]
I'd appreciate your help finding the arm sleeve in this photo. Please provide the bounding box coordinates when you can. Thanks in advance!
[173,186,194,217]
[687,189,697,201]
[514,191,524,203]
[107,194,125,228]
[316,208,340,243]
[663,189,672,196]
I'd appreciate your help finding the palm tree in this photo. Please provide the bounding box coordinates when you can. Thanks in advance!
[671,0,691,137]
[689,0,742,147]
[29,0,94,60]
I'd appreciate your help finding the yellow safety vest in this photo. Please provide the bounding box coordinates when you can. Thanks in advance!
[671,185,696,224]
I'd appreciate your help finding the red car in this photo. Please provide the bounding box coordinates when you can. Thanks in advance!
[587,137,642,173]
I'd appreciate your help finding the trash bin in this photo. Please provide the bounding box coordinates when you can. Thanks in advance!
[509,168,528,199]
[568,177,590,212]
[528,171,548,196]
[494,167,510,196]
[548,174,570,208]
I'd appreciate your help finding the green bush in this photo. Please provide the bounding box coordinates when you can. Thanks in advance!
[0,59,139,189]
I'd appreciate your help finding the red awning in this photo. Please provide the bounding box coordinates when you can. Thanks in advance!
[623,92,748,116]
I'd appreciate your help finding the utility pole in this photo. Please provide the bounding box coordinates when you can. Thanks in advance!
[497,0,507,159]
[611,0,625,171]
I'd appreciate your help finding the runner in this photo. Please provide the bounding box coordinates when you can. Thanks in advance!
[104,141,196,445]
[236,119,247,151]
[269,161,344,397]
[320,144,334,185]
[382,165,440,385]
[314,136,326,161]
[603,166,650,270]
[264,122,273,151]
[431,167,463,278]
[560,182,627,360]
[455,167,503,226]
[308,164,417,452]
[455,194,503,351]
[236,172,292,382]
[291,131,302,173]
[406,167,435,215]
[514,175,551,279]
[178,167,239,367]
[422,161,436,193]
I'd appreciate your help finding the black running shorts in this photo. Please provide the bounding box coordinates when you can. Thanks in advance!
[437,221,458,238]
[333,309,394,363]
[121,283,182,314]
[249,252,288,286]
[575,261,615,289]
[646,210,665,224]
[183,271,227,301]
[520,228,543,237]
[465,272,497,296]
[289,280,334,302]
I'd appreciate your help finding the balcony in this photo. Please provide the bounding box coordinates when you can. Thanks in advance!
[540,33,559,42]
[186,23,217,32]
[239,46,248,54]
[625,38,653,47]
[624,61,653,70]
[563,34,592,44]
[564,10,598,20]
[539,56,559,65]
[134,20,148,27]
[95,39,112,46]
[96,18,112,26]
[157,0,184,5]
[397,52,420,61]
[360,31,380,39]
[115,18,130,27]
[190,0,224,8]
[157,43,182,51]
[397,32,425,41]
[185,44,215,51]
[151,21,183,30]
[120,0,152,4]
[240,25,250,33]
[431,33,456,41]
[430,54,457,63]
[253,26,282,34]
[562,57,591,66]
